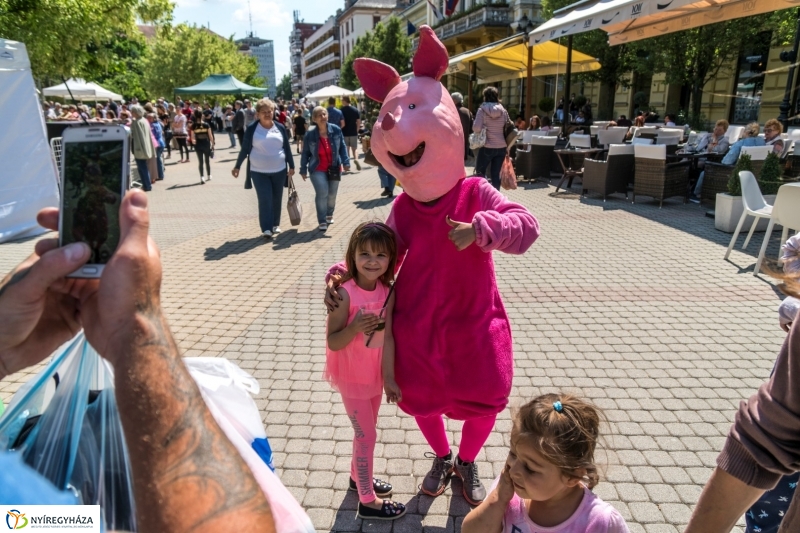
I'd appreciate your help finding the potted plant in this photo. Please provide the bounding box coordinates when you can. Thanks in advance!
[759,152,783,195]
[538,97,554,118]
[715,153,780,233]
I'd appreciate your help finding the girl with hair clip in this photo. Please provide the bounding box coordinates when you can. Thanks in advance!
[325,222,406,521]
[462,393,630,533]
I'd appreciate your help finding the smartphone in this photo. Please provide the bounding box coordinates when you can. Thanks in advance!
[58,126,129,278]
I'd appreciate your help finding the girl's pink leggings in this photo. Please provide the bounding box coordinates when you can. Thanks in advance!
[415,413,497,462]
[341,394,382,504]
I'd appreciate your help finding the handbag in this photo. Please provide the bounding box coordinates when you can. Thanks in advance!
[503,115,518,147]
[326,165,342,181]
[469,128,486,150]
[286,174,302,226]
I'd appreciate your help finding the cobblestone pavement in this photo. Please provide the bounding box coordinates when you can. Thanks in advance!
[1,143,792,533]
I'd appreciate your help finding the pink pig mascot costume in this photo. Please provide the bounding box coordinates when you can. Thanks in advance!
[328,26,539,504]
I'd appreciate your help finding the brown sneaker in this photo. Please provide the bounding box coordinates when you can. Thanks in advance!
[421,450,453,497]
[354,159,362,171]
[453,456,486,505]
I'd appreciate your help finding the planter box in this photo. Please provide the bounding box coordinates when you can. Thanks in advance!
[714,192,777,233]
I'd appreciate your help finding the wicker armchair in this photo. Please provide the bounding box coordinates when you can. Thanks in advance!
[582,144,634,200]
[702,146,768,206]
[524,136,557,181]
[633,144,690,207]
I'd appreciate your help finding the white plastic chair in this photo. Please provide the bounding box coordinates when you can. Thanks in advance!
[725,171,773,260]
[726,125,745,144]
[754,183,800,274]
[568,134,592,148]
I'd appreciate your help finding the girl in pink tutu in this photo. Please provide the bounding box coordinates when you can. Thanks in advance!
[325,222,406,521]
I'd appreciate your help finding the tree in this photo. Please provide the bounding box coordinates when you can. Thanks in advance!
[84,32,150,102]
[340,16,411,90]
[142,24,260,98]
[0,0,172,80]
[276,73,292,100]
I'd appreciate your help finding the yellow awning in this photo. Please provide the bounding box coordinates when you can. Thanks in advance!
[446,34,601,84]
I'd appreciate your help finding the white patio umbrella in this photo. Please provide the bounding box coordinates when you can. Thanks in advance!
[305,85,354,100]
[353,87,365,96]
[42,79,123,101]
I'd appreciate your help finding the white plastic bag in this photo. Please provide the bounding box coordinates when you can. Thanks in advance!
[184,357,315,533]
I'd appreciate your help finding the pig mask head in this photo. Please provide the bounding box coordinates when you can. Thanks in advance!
[355,26,464,203]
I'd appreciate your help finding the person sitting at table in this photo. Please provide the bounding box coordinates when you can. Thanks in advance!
[575,111,586,124]
[664,114,677,127]
[764,118,785,155]
[527,115,541,130]
[514,115,527,131]
[696,119,730,154]
[691,122,762,203]
[540,116,553,132]
[625,115,646,140]
[616,114,632,128]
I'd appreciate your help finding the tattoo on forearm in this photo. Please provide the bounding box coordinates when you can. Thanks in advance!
[123,311,272,531]
[0,266,31,300]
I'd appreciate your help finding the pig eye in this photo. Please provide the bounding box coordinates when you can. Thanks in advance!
[408,104,416,109]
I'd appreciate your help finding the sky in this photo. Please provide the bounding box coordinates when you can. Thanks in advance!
[173,0,338,83]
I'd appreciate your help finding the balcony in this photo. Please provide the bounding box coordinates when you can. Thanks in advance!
[412,4,510,49]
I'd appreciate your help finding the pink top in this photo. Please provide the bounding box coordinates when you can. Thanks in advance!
[324,278,389,399]
[489,477,630,533]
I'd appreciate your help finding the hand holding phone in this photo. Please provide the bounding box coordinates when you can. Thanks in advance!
[58,125,129,278]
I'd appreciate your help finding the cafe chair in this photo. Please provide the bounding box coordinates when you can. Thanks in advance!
[702,146,770,206]
[725,171,773,261]
[582,144,634,201]
[633,144,690,207]
[754,183,800,275]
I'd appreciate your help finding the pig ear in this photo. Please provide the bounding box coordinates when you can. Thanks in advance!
[412,25,449,81]
[354,58,401,103]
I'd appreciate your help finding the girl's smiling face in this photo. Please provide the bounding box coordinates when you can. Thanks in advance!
[507,437,583,502]
[355,243,390,284]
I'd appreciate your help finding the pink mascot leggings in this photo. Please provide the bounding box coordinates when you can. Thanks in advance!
[341,394,382,504]
[415,413,497,462]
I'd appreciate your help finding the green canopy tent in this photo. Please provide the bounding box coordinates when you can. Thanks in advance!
[174,74,266,95]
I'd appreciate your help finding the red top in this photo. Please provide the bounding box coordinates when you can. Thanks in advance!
[278,111,287,125]
[317,137,333,171]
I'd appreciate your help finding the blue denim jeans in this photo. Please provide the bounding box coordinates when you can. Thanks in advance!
[475,146,507,190]
[227,128,236,147]
[156,147,165,181]
[378,167,396,194]
[251,169,286,232]
[309,170,339,224]
[134,158,152,191]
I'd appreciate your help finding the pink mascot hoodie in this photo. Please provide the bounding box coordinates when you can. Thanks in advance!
[330,26,539,421]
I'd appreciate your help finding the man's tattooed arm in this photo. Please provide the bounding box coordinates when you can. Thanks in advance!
[114,310,275,533]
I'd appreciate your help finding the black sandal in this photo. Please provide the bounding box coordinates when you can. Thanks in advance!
[356,499,406,520]
[349,477,393,497]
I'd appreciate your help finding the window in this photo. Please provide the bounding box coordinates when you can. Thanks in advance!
[373,15,381,28]
[345,20,349,36]
[351,18,355,31]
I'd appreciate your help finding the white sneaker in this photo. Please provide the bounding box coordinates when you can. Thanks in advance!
[200,176,206,184]
[318,223,328,231]
[326,217,334,224]
[207,174,212,181]
[262,229,273,238]
[272,226,282,234]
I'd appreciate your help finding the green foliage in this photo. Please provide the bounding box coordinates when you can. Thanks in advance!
[633,91,649,107]
[84,32,149,102]
[759,152,783,195]
[142,24,260,98]
[276,73,292,100]
[538,97,555,114]
[340,16,411,90]
[574,94,587,108]
[0,0,172,79]
[728,153,752,196]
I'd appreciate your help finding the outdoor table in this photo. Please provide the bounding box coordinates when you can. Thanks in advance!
[554,148,601,192]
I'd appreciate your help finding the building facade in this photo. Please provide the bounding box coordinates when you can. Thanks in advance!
[236,34,276,98]
[302,15,342,93]
[290,12,323,97]
[339,0,401,60]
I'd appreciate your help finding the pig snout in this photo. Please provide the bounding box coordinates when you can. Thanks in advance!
[381,112,396,131]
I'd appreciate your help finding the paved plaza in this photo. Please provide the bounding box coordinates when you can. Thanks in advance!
[1,146,792,532]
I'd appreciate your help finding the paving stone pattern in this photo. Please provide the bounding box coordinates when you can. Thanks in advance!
[1,144,792,532]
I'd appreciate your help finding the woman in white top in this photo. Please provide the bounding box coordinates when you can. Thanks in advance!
[172,112,190,163]
[231,98,296,239]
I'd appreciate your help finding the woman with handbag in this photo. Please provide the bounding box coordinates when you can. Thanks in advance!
[473,87,510,190]
[300,106,350,232]
[231,98,295,239]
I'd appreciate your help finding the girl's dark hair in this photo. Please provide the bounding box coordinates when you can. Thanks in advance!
[193,109,203,125]
[542,116,552,127]
[528,115,541,130]
[343,222,397,287]
[483,86,499,103]
[512,393,603,488]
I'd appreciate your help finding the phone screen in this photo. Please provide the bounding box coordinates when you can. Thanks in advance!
[61,140,124,264]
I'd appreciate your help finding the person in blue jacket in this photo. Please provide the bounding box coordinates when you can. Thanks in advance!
[232,98,295,239]
[300,106,350,232]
